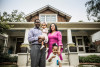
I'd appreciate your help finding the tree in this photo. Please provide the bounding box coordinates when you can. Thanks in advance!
[0,10,26,33]
[0,22,13,34]
[85,0,100,22]
[0,10,26,22]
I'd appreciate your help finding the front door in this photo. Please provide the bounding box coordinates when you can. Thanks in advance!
[16,38,24,54]
[76,37,85,53]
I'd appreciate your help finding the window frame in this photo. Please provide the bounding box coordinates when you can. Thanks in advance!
[39,14,57,22]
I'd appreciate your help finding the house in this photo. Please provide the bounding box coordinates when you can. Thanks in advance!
[1,5,100,54]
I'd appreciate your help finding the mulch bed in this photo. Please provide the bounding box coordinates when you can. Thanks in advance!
[0,62,17,65]
[80,63,100,65]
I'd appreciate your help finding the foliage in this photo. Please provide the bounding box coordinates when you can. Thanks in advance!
[78,20,84,22]
[69,44,75,47]
[0,10,26,22]
[0,45,18,63]
[0,45,4,53]
[0,22,13,34]
[85,0,100,22]
[79,55,100,63]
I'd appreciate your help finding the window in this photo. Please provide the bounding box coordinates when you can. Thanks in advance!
[78,39,82,45]
[39,14,57,22]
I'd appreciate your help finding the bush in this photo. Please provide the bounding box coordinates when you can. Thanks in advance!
[0,45,18,63]
[79,55,100,63]
[0,53,18,63]
[9,56,18,62]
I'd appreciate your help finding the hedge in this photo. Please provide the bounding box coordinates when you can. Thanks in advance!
[79,55,100,63]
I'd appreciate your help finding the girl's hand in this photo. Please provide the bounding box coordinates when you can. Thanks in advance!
[58,50,61,56]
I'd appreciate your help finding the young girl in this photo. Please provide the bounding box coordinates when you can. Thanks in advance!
[48,43,62,67]
[39,22,48,51]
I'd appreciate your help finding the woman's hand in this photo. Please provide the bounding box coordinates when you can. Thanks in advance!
[58,46,61,56]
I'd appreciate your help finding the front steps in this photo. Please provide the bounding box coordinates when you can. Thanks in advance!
[46,53,69,66]
[26,53,74,67]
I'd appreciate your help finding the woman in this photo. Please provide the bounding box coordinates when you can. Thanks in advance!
[47,23,63,60]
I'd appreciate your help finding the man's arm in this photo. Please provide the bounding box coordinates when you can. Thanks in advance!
[28,29,38,42]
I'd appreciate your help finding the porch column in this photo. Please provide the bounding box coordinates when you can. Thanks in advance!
[67,29,74,44]
[3,34,8,53]
[67,29,79,66]
[21,29,30,51]
[23,29,29,44]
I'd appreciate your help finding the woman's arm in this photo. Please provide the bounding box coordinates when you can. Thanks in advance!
[57,31,63,55]
[58,46,62,55]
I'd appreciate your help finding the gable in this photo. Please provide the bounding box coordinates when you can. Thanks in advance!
[25,5,71,22]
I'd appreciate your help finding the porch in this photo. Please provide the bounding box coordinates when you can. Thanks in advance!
[5,22,100,54]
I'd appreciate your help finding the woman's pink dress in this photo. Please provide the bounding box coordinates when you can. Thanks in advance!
[47,31,63,60]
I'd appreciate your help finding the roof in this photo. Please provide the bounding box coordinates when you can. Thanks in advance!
[7,22,100,30]
[25,5,72,21]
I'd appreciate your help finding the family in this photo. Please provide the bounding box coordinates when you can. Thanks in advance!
[28,19,63,67]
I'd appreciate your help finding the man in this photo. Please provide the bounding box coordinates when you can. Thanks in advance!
[28,19,46,67]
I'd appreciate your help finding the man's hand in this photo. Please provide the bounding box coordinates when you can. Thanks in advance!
[38,36,45,40]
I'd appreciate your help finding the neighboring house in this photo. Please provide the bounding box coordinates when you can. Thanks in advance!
[2,5,100,54]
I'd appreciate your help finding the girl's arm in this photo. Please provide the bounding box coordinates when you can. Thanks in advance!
[48,56,56,62]
[48,57,53,62]
[59,62,62,67]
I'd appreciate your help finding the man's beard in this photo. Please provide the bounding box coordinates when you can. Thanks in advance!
[36,25,40,28]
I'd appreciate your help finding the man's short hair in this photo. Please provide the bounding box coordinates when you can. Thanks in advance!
[34,19,40,22]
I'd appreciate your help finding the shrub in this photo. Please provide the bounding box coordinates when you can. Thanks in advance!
[0,44,18,63]
[9,56,18,62]
[79,55,100,63]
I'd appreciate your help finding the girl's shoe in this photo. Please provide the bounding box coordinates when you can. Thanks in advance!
[40,45,45,50]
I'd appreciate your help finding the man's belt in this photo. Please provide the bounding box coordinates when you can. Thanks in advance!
[32,44,41,45]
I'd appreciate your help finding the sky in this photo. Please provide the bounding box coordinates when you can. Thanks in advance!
[0,0,90,22]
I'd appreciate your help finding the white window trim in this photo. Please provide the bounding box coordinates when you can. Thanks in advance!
[39,14,58,22]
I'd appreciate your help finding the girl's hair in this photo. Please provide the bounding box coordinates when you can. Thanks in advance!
[49,23,58,33]
[52,43,58,49]
[41,22,47,26]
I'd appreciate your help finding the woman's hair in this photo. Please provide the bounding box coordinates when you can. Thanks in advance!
[49,23,58,33]
[52,43,58,49]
